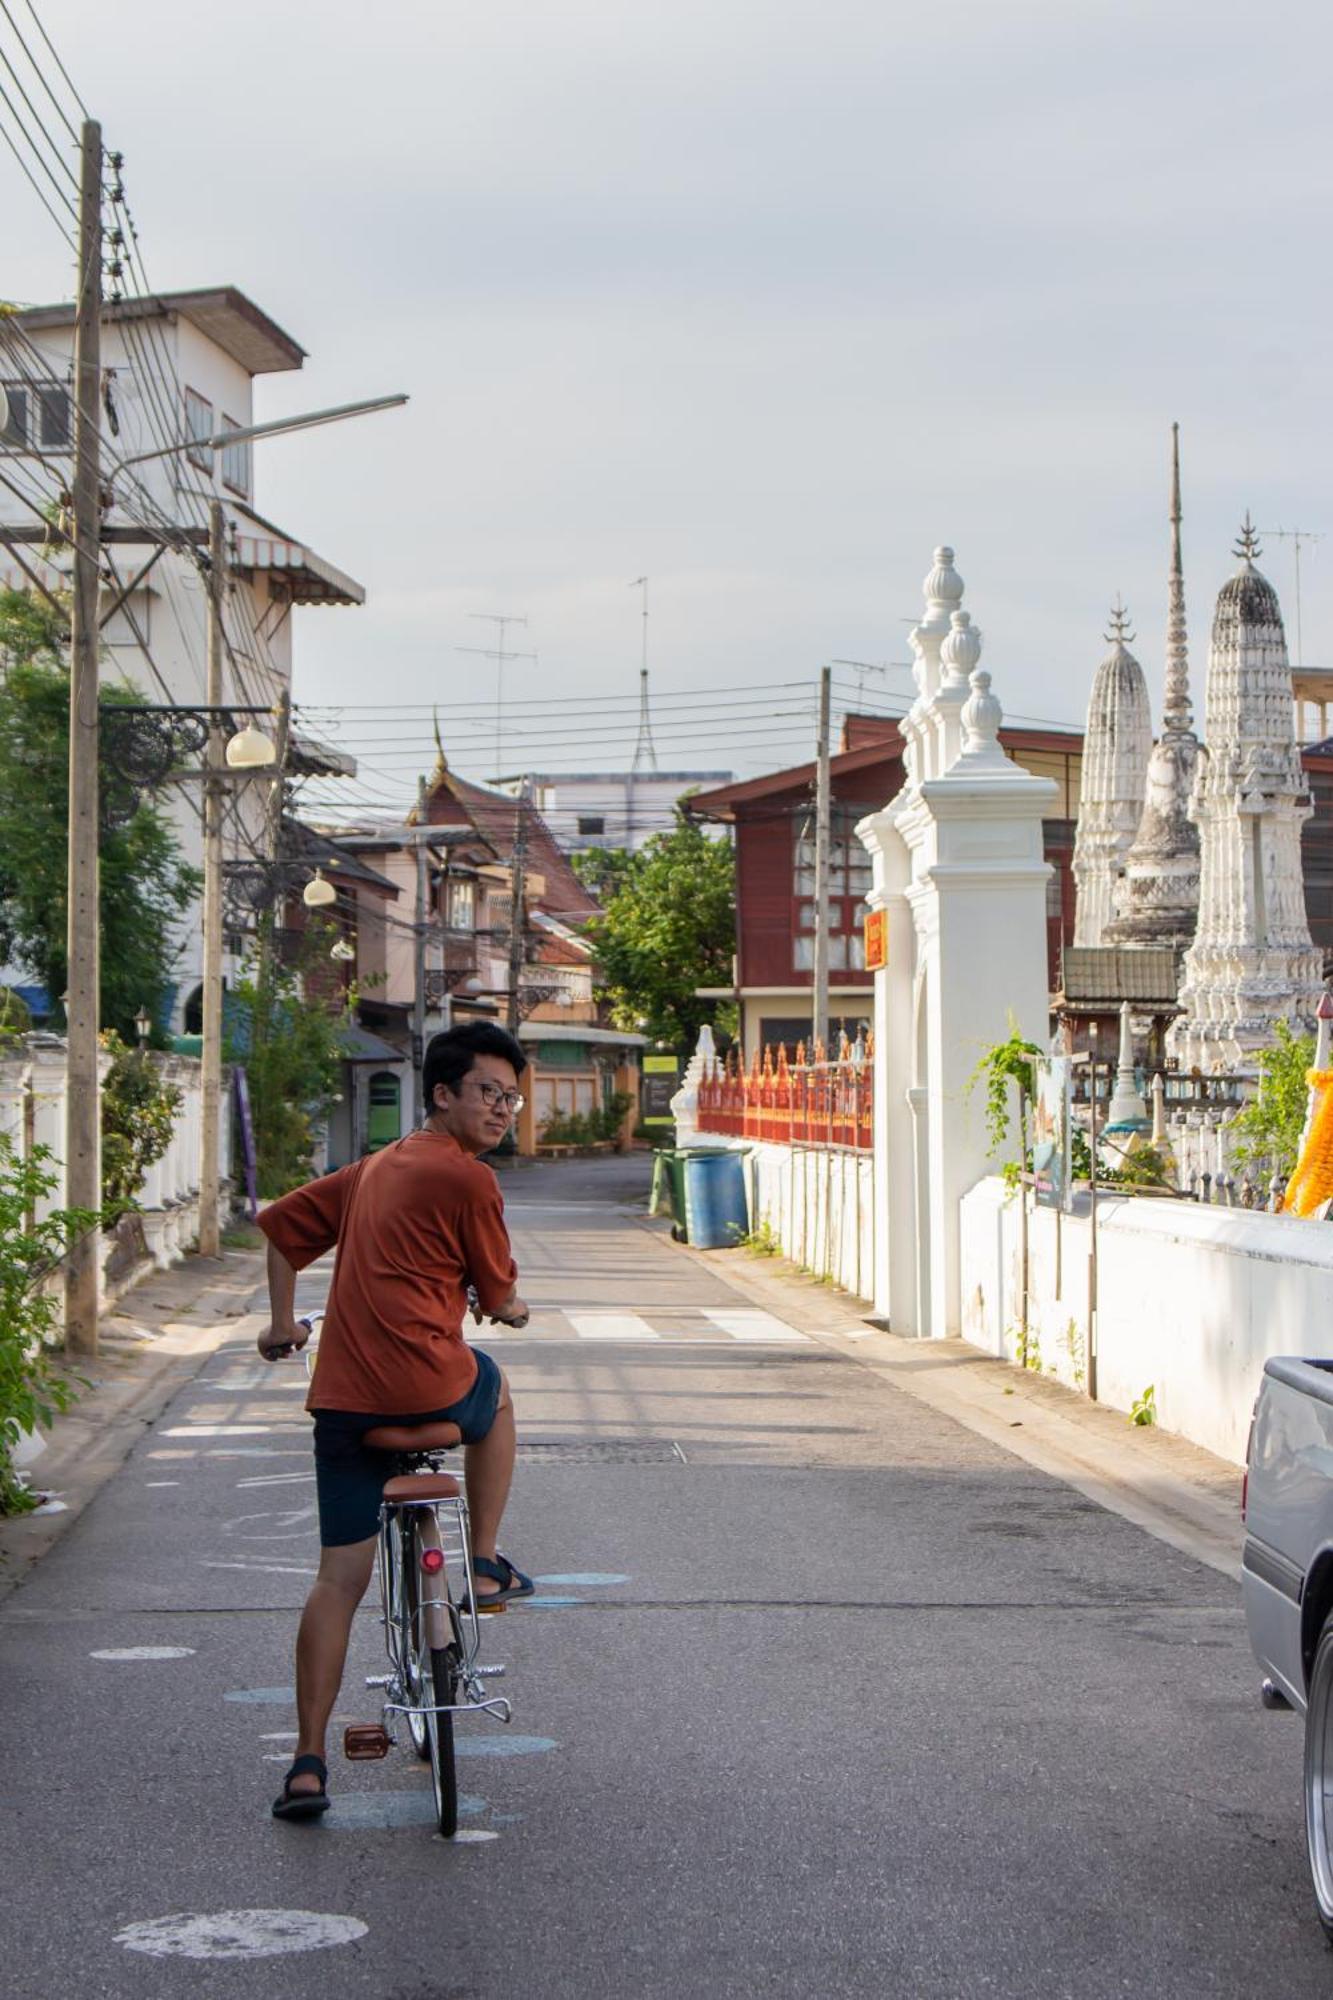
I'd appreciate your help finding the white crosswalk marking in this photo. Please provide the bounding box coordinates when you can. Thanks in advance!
[566,1313,662,1340]
[700,1310,811,1343]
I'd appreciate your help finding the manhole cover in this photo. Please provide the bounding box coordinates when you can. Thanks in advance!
[517,1438,685,1465]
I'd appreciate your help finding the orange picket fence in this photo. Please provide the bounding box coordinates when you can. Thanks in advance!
[696,1036,874,1151]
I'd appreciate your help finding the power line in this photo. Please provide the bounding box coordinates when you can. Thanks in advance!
[17,0,86,121]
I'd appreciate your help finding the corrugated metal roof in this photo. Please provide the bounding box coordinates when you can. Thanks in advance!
[1059,946,1182,1007]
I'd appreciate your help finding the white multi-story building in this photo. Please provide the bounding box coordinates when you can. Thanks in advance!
[0,286,362,1032]
[499,769,732,852]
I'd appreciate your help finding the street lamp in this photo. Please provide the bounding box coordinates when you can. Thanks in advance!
[134,1004,152,1048]
[303,869,337,909]
[225,718,278,770]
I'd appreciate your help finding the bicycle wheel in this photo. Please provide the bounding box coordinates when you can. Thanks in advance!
[426,1643,460,1837]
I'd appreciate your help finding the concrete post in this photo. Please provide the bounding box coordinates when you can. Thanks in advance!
[858,549,1056,1340]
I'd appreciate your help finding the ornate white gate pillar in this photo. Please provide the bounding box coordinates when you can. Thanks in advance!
[859,549,1055,1339]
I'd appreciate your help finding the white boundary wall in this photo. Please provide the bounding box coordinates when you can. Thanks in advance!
[959,1175,1333,1465]
[737,1139,879,1304]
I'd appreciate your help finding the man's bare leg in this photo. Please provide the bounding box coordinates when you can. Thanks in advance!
[465,1369,516,1596]
[287,1537,377,1794]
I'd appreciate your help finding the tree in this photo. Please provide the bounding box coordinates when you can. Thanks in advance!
[585,814,737,1048]
[227,919,356,1196]
[0,589,201,1043]
[572,845,636,905]
[1229,1020,1315,1183]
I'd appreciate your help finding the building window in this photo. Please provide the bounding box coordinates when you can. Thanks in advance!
[184,387,213,473]
[0,381,70,453]
[220,413,251,496]
[446,878,475,930]
[791,806,875,975]
[577,815,605,836]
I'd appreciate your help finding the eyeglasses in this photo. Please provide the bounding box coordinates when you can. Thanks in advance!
[470,1080,525,1114]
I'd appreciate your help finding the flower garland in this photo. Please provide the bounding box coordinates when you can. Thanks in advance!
[1282,1070,1333,1217]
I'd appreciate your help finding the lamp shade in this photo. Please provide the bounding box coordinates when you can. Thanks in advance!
[330,937,355,962]
[303,869,337,909]
[225,722,277,770]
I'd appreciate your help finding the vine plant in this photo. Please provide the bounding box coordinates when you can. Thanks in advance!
[969,1026,1043,1189]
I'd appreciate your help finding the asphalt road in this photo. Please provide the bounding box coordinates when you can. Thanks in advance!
[1,1155,1327,1997]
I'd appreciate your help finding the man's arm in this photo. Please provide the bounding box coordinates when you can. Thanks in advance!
[257,1240,311,1360]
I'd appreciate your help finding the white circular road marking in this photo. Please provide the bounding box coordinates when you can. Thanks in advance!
[90,1646,196,1662]
[114,1910,367,1961]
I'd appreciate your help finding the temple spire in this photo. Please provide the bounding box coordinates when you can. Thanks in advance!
[1102,428,1201,949]
[1162,422,1193,738]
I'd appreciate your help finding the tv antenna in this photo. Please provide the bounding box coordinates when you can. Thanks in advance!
[1261,527,1322,667]
[456,613,537,778]
[629,576,658,773]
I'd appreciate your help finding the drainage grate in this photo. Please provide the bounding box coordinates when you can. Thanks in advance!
[516,1437,686,1465]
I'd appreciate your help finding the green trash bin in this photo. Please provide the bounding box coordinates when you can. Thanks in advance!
[650,1149,687,1236]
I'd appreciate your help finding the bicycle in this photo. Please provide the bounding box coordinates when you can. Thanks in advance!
[296,1314,513,1837]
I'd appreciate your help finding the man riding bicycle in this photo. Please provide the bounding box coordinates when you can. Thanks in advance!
[257,1022,534,1820]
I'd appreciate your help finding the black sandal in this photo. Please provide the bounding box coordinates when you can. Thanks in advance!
[272,1753,330,1820]
[463,1551,535,1611]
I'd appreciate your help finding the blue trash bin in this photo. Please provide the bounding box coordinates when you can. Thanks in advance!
[682,1149,749,1249]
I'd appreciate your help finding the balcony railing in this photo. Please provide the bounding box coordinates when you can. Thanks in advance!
[697,1036,874,1151]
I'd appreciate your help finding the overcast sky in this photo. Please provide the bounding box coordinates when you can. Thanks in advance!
[5,0,1331,802]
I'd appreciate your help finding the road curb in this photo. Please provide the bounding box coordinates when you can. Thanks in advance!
[0,1242,268,1605]
[663,1223,1244,1580]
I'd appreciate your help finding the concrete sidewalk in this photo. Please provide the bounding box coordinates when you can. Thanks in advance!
[0,1233,268,1603]
[672,1222,1246,1579]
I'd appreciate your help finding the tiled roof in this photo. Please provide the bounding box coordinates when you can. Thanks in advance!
[1058,945,1182,1008]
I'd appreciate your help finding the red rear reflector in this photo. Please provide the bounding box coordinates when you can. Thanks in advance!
[420,1548,445,1574]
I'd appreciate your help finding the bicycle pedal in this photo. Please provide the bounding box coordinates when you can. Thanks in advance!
[476,1664,505,1677]
[364,1674,392,1689]
[343,1724,391,1760]
[476,1599,506,1615]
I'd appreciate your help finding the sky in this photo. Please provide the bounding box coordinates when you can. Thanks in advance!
[4,0,1332,808]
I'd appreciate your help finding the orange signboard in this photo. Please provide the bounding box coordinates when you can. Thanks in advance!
[864,907,887,972]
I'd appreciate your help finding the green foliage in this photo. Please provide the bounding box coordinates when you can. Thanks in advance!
[0,592,201,1041]
[969,1026,1042,1160]
[99,1031,183,1213]
[1229,1021,1316,1182]
[0,987,30,1047]
[539,1091,633,1150]
[731,1217,782,1257]
[0,1138,100,1515]
[571,845,636,905]
[227,921,355,1197]
[583,814,737,1047]
[1099,1142,1174,1192]
[1130,1383,1157,1428]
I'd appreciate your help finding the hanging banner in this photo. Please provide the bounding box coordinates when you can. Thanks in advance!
[1031,1056,1071,1210]
[233,1065,260,1219]
[864,907,888,972]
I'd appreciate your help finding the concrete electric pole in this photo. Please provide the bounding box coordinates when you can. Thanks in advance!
[413,774,429,1127]
[506,790,530,1034]
[63,117,103,1353]
[197,500,227,1257]
[811,664,832,1058]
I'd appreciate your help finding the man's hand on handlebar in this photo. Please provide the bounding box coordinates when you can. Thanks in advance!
[471,1286,529,1330]
[258,1318,311,1362]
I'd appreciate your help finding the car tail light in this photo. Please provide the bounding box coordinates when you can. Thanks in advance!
[420,1547,445,1574]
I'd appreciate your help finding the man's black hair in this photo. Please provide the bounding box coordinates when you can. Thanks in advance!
[423,1022,528,1110]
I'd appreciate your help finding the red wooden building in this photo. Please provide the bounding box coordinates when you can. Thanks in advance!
[686,714,1084,1057]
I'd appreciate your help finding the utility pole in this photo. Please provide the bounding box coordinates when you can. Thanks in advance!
[811,665,832,1059]
[456,614,536,778]
[413,774,428,1126]
[507,787,530,1034]
[197,501,227,1257]
[63,118,103,1354]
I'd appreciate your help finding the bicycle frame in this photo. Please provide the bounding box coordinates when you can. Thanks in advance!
[376,1475,511,1728]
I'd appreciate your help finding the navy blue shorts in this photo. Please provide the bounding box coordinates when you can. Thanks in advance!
[311,1347,503,1548]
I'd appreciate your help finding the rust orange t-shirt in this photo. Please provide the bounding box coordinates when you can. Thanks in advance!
[257,1128,517,1416]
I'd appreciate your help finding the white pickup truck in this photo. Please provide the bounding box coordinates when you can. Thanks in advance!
[1242,1355,1333,1940]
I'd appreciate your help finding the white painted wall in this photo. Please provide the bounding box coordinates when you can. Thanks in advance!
[959,1173,1333,1466]
[695,1136,879,1302]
